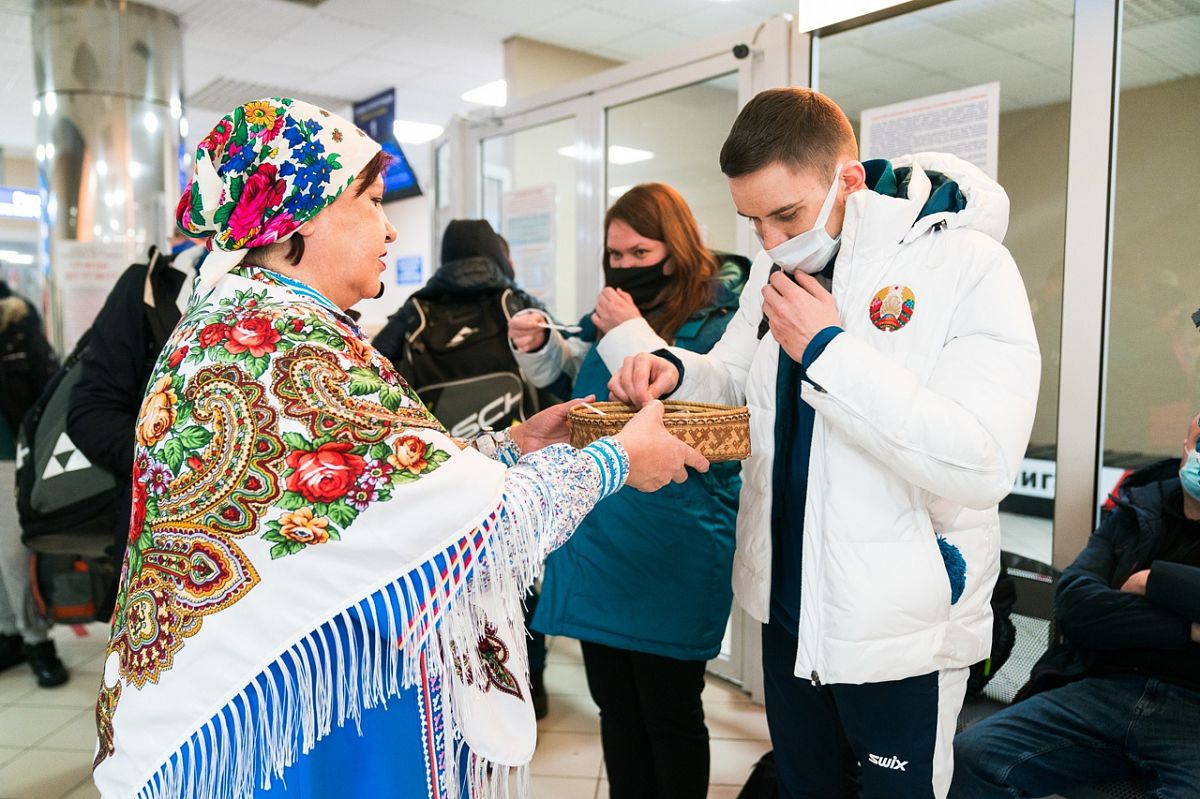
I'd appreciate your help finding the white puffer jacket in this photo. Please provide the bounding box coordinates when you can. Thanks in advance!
[668,153,1041,685]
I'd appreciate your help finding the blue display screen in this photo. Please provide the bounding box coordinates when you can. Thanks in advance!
[382,138,422,202]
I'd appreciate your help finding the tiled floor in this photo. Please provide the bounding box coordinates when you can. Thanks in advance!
[0,625,769,799]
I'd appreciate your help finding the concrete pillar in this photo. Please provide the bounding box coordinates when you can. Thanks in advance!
[31,0,184,350]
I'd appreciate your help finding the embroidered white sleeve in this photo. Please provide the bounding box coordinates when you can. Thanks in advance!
[498,437,628,560]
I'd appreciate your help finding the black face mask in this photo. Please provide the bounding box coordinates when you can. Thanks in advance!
[603,257,670,309]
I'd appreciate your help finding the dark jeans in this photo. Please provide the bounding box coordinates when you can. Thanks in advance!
[580,640,709,799]
[951,673,1200,799]
[762,618,964,799]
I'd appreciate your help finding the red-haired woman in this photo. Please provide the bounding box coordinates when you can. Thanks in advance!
[510,183,750,797]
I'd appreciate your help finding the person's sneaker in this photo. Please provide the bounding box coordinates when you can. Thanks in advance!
[0,633,26,673]
[24,640,69,688]
[530,669,548,720]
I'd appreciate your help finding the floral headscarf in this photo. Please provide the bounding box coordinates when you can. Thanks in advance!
[177,97,381,290]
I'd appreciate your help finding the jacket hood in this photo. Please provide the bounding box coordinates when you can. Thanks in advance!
[713,251,751,306]
[844,152,1010,260]
[1110,457,1184,533]
[440,219,512,279]
[416,255,515,299]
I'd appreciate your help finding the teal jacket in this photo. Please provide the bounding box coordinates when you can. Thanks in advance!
[532,254,748,660]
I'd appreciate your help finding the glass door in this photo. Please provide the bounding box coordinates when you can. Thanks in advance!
[461,13,800,700]
[603,72,747,684]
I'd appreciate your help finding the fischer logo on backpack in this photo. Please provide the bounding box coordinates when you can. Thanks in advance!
[402,288,538,437]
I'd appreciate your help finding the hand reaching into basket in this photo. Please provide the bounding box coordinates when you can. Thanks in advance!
[613,400,709,492]
[608,353,680,407]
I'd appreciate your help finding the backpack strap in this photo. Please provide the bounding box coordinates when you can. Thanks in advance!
[142,247,184,350]
[498,288,518,322]
[404,298,428,346]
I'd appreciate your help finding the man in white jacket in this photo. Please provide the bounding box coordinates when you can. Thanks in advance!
[609,88,1041,798]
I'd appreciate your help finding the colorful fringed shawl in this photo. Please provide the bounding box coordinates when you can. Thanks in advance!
[92,266,550,798]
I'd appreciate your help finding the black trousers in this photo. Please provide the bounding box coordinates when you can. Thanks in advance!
[580,640,710,798]
[762,618,964,799]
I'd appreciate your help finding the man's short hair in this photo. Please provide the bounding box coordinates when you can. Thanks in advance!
[719,88,858,181]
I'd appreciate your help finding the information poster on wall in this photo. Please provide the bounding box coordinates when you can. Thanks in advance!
[860,82,1000,179]
[54,239,132,351]
[502,185,557,309]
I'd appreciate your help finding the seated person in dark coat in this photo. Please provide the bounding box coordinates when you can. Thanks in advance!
[951,411,1200,798]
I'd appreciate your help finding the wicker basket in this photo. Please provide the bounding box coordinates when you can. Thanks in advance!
[567,401,751,462]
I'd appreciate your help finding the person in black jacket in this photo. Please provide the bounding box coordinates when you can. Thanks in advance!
[950,412,1200,798]
[373,219,555,716]
[373,219,543,363]
[66,245,200,613]
[373,219,564,433]
[0,283,68,686]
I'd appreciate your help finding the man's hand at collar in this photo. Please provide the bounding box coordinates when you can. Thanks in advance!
[761,270,840,362]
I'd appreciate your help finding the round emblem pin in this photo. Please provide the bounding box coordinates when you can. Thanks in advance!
[869,285,916,332]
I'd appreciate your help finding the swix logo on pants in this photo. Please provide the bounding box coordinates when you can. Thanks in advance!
[867,753,909,771]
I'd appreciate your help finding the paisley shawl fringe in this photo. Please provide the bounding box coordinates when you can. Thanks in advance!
[132,492,545,799]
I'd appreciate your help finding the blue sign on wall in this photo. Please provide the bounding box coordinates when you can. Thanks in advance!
[396,255,423,285]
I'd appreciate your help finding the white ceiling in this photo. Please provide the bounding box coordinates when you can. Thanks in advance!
[819,0,1200,121]
[1,0,1197,161]
[0,0,794,156]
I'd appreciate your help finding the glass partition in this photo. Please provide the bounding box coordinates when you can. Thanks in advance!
[605,73,740,252]
[1103,4,1200,492]
[818,0,1076,566]
[480,116,578,321]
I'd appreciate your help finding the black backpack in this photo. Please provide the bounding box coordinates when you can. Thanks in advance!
[15,247,181,557]
[14,328,119,556]
[401,289,538,438]
[29,552,117,626]
[737,751,777,798]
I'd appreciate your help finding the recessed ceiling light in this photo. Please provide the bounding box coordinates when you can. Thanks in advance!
[393,120,445,144]
[797,1,909,33]
[557,145,655,165]
[462,80,507,107]
[607,145,654,165]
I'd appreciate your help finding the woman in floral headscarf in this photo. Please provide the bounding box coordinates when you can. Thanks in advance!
[92,98,706,799]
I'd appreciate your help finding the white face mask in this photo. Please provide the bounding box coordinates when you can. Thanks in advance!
[756,162,845,275]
